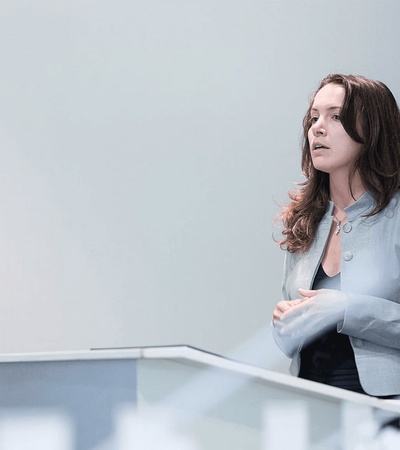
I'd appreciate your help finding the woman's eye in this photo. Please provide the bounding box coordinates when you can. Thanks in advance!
[311,117,318,123]
[333,114,341,121]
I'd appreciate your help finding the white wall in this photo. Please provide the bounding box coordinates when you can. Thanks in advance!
[0,1,398,372]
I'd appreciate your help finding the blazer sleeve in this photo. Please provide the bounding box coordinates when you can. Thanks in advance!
[271,320,304,358]
[339,293,400,349]
[271,251,304,358]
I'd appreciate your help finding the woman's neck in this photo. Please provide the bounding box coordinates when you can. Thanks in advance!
[329,172,366,211]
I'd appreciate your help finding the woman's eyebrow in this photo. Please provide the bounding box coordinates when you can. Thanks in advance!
[311,105,341,112]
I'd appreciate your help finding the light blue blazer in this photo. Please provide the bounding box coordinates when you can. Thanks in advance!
[273,190,400,396]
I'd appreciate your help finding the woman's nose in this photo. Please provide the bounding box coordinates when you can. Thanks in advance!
[312,119,326,136]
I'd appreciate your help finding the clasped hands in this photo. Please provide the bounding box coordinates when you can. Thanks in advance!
[273,288,348,341]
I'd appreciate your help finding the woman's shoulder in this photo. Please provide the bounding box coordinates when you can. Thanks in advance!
[390,189,400,203]
[383,190,400,215]
[372,190,400,228]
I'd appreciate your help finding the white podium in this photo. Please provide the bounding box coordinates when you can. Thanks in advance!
[0,345,398,449]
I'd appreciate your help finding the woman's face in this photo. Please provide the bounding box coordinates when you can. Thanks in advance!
[308,83,363,177]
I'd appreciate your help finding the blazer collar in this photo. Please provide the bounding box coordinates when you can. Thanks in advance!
[325,191,375,222]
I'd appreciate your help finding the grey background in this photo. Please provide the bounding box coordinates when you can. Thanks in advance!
[0,1,398,373]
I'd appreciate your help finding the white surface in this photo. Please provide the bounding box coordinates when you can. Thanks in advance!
[0,345,398,414]
[0,413,73,450]
[263,402,308,450]
[0,345,398,449]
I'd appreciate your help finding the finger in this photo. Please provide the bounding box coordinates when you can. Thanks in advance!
[298,288,319,298]
[275,300,300,314]
[273,305,288,323]
[289,298,306,306]
[276,304,289,314]
[272,310,281,322]
[274,302,298,325]
[281,301,310,320]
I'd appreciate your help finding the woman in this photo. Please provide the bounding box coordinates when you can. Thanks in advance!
[272,74,400,397]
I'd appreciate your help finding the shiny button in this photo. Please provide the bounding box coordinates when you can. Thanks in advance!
[343,223,352,233]
[352,338,364,347]
[343,251,353,261]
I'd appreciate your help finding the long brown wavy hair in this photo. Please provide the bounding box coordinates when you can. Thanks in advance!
[279,74,400,253]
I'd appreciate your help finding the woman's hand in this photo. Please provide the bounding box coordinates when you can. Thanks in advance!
[275,289,348,341]
[272,298,305,326]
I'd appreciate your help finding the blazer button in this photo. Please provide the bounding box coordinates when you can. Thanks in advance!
[353,338,364,347]
[343,223,352,233]
[343,251,353,261]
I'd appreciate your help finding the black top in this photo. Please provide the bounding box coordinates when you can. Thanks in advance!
[298,265,361,387]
